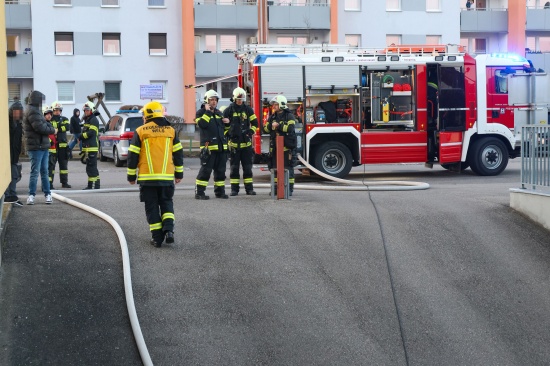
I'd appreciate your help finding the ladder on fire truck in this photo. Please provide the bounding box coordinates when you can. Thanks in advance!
[239,43,466,57]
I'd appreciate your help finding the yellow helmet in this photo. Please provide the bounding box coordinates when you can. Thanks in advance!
[42,105,53,115]
[51,101,63,111]
[232,87,246,102]
[83,101,96,112]
[270,95,288,109]
[143,101,164,121]
[204,89,219,103]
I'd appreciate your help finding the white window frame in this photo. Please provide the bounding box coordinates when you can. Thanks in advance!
[103,33,121,56]
[54,0,71,5]
[104,81,122,102]
[426,0,441,11]
[57,81,75,103]
[150,80,167,102]
[55,33,73,56]
[386,0,401,11]
[149,33,167,56]
[344,0,360,11]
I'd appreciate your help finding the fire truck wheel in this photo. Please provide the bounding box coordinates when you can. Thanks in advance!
[114,147,125,167]
[99,145,108,162]
[469,138,509,176]
[314,141,353,178]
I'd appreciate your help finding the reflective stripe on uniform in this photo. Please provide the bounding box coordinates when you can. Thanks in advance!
[196,179,208,187]
[214,181,225,187]
[174,165,184,173]
[128,145,140,154]
[173,142,183,152]
[149,222,162,231]
[230,178,240,184]
[244,178,253,184]
[127,168,137,175]
[162,212,175,221]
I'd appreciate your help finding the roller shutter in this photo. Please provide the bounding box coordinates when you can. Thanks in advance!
[305,65,359,88]
[260,66,304,101]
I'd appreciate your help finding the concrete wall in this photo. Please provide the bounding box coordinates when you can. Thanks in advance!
[338,0,461,47]
[30,0,184,118]
[510,189,550,231]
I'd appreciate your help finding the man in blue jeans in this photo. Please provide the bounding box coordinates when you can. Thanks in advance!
[22,90,55,205]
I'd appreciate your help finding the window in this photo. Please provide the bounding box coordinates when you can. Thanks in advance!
[149,33,167,55]
[426,0,440,11]
[387,0,400,10]
[220,35,237,51]
[344,0,360,11]
[386,34,401,46]
[103,33,120,55]
[460,37,469,52]
[277,37,293,45]
[102,0,119,6]
[6,34,19,52]
[205,35,216,52]
[54,0,71,4]
[426,35,441,45]
[194,35,201,51]
[8,83,21,103]
[105,82,121,102]
[55,33,73,55]
[296,37,307,44]
[148,0,165,6]
[474,38,486,53]
[150,80,167,101]
[526,36,550,52]
[495,70,510,94]
[205,83,218,92]
[57,82,75,103]
[345,34,361,47]
[221,81,237,98]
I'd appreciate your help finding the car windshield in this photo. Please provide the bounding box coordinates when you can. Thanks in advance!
[124,117,144,132]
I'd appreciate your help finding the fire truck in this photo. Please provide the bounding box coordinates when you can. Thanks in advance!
[237,44,549,177]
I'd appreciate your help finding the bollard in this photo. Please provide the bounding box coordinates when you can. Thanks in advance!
[275,135,289,200]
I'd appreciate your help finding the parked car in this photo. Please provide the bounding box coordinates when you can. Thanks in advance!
[99,109,143,167]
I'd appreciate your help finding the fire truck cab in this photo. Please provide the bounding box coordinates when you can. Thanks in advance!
[238,44,549,178]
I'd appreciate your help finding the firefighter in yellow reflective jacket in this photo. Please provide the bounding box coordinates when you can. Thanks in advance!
[264,95,297,195]
[81,101,101,189]
[195,89,230,200]
[223,87,258,196]
[127,101,184,247]
[49,101,72,189]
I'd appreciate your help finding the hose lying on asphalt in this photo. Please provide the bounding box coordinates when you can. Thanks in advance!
[50,192,154,366]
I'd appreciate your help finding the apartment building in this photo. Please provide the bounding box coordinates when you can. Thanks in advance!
[7,0,184,120]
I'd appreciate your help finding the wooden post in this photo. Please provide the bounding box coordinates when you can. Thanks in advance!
[276,135,285,199]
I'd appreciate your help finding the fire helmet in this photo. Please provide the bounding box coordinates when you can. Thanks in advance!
[204,89,219,103]
[51,101,63,111]
[83,101,96,112]
[232,87,246,102]
[143,101,164,121]
[270,95,288,109]
[42,105,53,116]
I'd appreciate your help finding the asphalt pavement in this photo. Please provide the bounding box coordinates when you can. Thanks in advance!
[1,157,550,365]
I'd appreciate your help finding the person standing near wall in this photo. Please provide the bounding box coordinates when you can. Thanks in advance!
[23,91,55,205]
[68,108,82,158]
[49,101,72,189]
[3,98,24,206]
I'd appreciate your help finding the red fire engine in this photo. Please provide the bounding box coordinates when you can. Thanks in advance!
[237,44,549,177]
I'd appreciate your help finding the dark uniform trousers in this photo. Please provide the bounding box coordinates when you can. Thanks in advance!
[141,185,175,242]
[49,146,69,185]
[196,151,227,196]
[230,147,254,193]
[86,153,100,189]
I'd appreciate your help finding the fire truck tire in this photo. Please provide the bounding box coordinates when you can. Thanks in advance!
[99,145,108,162]
[114,147,124,167]
[469,138,509,176]
[313,141,353,178]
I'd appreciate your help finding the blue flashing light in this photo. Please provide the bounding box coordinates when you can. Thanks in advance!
[254,54,298,64]
[490,53,527,62]
[116,109,141,114]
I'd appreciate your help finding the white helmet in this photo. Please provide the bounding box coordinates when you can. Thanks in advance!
[51,101,63,112]
[270,95,288,109]
[83,101,96,112]
[232,87,246,102]
[204,89,219,103]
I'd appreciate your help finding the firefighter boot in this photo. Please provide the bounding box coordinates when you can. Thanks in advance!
[245,184,256,196]
[195,186,210,200]
[290,183,294,197]
[230,184,239,196]
[165,231,174,244]
[94,179,101,190]
[83,181,93,190]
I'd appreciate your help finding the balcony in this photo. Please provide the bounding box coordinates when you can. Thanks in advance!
[268,1,330,30]
[460,8,508,33]
[7,53,33,78]
[195,51,238,77]
[194,1,258,29]
[527,8,550,31]
[5,2,31,29]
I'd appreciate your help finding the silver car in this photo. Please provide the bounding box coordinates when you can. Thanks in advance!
[99,111,143,167]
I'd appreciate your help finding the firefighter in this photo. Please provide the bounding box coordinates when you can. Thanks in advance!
[127,101,184,247]
[264,94,297,196]
[81,101,100,190]
[195,89,230,200]
[223,87,258,196]
[48,101,72,189]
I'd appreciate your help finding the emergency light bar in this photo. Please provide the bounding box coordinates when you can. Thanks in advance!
[490,53,527,62]
[116,109,141,114]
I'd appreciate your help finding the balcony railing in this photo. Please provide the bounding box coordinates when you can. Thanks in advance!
[194,0,330,5]
[521,126,550,192]
[5,1,31,4]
